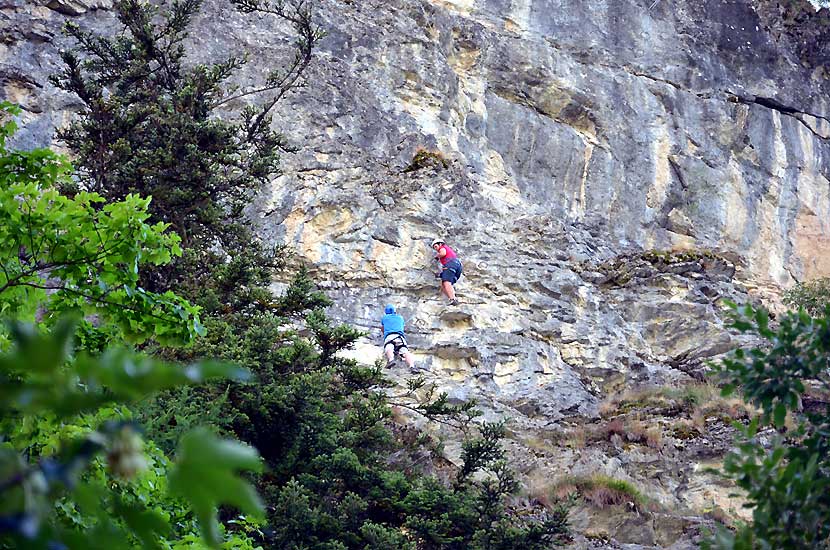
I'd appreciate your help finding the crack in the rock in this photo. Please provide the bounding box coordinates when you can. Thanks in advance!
[728,91,830,140]
[625,68,713,100]
[622,69,830,142]
[615,65,830,145]
[494,46,830,146]
[539,46,830,142]
[370,233,401,247]
[488,85,608,150]
[0,67,42,89]
[667,156,689,194]
[783,264,800,285]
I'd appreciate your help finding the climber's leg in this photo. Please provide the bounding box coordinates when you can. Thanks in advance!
[441,280,456,302]
[439,260,462,305]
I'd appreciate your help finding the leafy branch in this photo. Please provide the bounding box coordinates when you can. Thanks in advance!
[0,101,201,345]
[389,375,481,432]
[706,302,830,548]
[0,319,261,549]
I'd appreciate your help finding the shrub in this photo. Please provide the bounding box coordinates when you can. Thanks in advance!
[402,149,450,173]
[599,384,753,423]
[552,475,646,510]
[706,303,830,549]
[783,277,830,317]
[0,102,201,348]
[51,0,322,250]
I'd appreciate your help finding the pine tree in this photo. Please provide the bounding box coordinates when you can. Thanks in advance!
[51,0,321,248]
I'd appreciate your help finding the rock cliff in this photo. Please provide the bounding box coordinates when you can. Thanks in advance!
[4,0,830,547]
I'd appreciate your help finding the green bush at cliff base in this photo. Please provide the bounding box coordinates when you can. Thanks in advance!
[706,303,830,549]
[0,321,263,550]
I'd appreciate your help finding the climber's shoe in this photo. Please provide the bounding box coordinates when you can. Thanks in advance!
[449,299,459,306]
[386,359,396,369]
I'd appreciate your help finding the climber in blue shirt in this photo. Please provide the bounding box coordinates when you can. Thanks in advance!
[381,304,415,369]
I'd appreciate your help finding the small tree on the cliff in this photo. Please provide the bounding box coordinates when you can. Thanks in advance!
[707,304,830,549]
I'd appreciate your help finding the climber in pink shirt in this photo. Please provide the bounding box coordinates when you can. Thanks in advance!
[432,238,463,306]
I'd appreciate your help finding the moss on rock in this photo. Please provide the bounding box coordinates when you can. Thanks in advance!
[402,148,449,173]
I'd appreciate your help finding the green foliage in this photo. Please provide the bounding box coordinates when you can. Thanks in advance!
[400,423,571,550]
[390,376,481,431]
[706,303,830,549]
[716,304,820,429]
[144,273,571,549]
[168,429,264,546]
[0,318,249,419]
[1,98,263,549]
[0,321,262,550]
[0,102,201,347]
[457,422,506,483]
[782,277,830,317]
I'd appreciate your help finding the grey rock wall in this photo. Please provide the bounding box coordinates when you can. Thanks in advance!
[4,0,830,546]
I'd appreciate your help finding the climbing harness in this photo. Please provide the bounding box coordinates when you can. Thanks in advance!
[384,333,409,359]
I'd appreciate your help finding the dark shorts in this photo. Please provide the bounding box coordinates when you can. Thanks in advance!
[440,258,463,284]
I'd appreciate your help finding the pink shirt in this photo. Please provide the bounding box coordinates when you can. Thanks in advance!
[437,245,458,266]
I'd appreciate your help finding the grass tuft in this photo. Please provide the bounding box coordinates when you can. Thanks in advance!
[585,416,664,449]
[551,474,647,510]
[599,383,755,423]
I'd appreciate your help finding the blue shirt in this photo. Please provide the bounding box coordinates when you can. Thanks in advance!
[381,313,405,338]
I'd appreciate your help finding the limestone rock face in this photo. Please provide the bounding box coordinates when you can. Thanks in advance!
[4,0,830,546]
[46,0,112,16]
